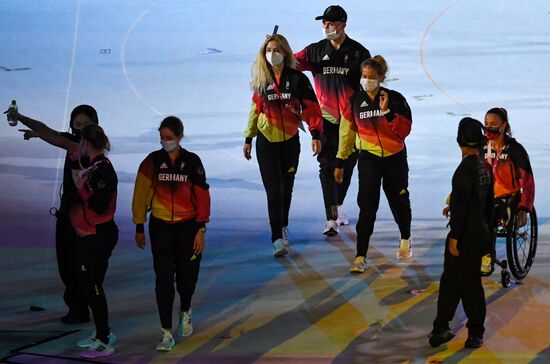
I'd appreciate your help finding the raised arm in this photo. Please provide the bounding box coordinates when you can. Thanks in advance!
[11,111,76,150]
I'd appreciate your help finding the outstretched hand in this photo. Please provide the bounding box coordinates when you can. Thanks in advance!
[4,108,19,120]
[18,129,38,140]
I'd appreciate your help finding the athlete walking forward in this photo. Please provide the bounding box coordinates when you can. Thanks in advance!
[335,55,413,273]
[429,118,493,349]
[244,34,323,257]
[295,5,371,235]
[132,116,211,352]
[7,104,99,324]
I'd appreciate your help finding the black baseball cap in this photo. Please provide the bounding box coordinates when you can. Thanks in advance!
[457,117,484,147]
[315,5,347,23]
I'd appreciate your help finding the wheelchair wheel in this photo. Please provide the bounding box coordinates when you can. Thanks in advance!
[506,207,538,280]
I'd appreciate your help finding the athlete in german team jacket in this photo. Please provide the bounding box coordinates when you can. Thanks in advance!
[244,34,323,258]
[483,107,534,227]
[335,55,413,273]
[295,5,371,235]
[132,116,210,352]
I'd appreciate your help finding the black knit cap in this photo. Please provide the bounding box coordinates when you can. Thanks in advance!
[315,5,347,22]
[457,117,484,147]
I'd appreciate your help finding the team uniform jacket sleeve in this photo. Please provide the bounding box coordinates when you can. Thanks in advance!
[84,164,117,215]
[132,155,155,231]
[512,143,535,212]
[385,92,412,140]
[449,164,472,240]
[335,96,358,168]
[294,48,312,72]
[244,92,262,143]
[299,74,323,139]
[188,154,211,228]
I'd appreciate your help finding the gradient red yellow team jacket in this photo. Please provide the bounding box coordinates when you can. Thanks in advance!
[132,148,210,229]
[336,87,412,164]
[245,66,323,143]
[483,138,535,211]
[295,36,371,124]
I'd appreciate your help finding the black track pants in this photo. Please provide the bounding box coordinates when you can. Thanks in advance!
[256,133,300,242]
[76,221,118,343]
[356,150,411,256]
[56,212,89,318]
[149,216,201,329]
[433,234,486,337]
[318,119,357,220]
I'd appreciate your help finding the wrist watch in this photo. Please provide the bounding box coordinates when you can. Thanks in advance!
[198,226,207,233]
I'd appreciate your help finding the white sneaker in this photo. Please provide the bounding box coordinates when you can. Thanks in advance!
[76,330,116,348]
[79,338,115,359]
[156,328,175,352]
[396,237,413,259]
[282,226,290,247]
[350,256,367,273]
[273,238,288,257]
[177,309,193,337]
[323,220,339,236]
[336,205,349,226]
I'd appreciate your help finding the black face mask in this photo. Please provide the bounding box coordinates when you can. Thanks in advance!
[485,127,502,140]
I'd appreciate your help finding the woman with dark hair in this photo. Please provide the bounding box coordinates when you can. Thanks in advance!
[335,55,413,273]
[5,104,99,324]
[132,116,211,352]
[483,107,535,227]
[244,34,323,257]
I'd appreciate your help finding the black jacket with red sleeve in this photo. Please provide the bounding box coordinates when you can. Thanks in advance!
[295,36,371,125]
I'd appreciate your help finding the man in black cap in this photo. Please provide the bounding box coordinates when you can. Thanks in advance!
[295,5,371,236]
[429,117,493,349]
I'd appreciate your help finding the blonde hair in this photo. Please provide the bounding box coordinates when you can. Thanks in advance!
[361,55,389,82]
[251,34,297,93]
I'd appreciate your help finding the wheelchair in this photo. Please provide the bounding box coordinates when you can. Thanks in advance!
[482,194,538,287]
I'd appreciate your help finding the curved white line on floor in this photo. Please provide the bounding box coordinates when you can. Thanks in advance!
[419,0,472,114]
[120,2,163,117]
[419,0,549,147]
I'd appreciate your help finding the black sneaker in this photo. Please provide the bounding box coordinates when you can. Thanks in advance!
[61,312,90,324]
[428,330,455,348]
[465,336,483,349]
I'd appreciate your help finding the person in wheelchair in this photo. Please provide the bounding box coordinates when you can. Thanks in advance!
[482,107,536,275]
[483,107,535,228]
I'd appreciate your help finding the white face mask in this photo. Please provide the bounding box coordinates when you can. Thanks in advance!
[360,78,379,92]
[161,140,179,152]
[323,28,339,40]
[266,51,284,66]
